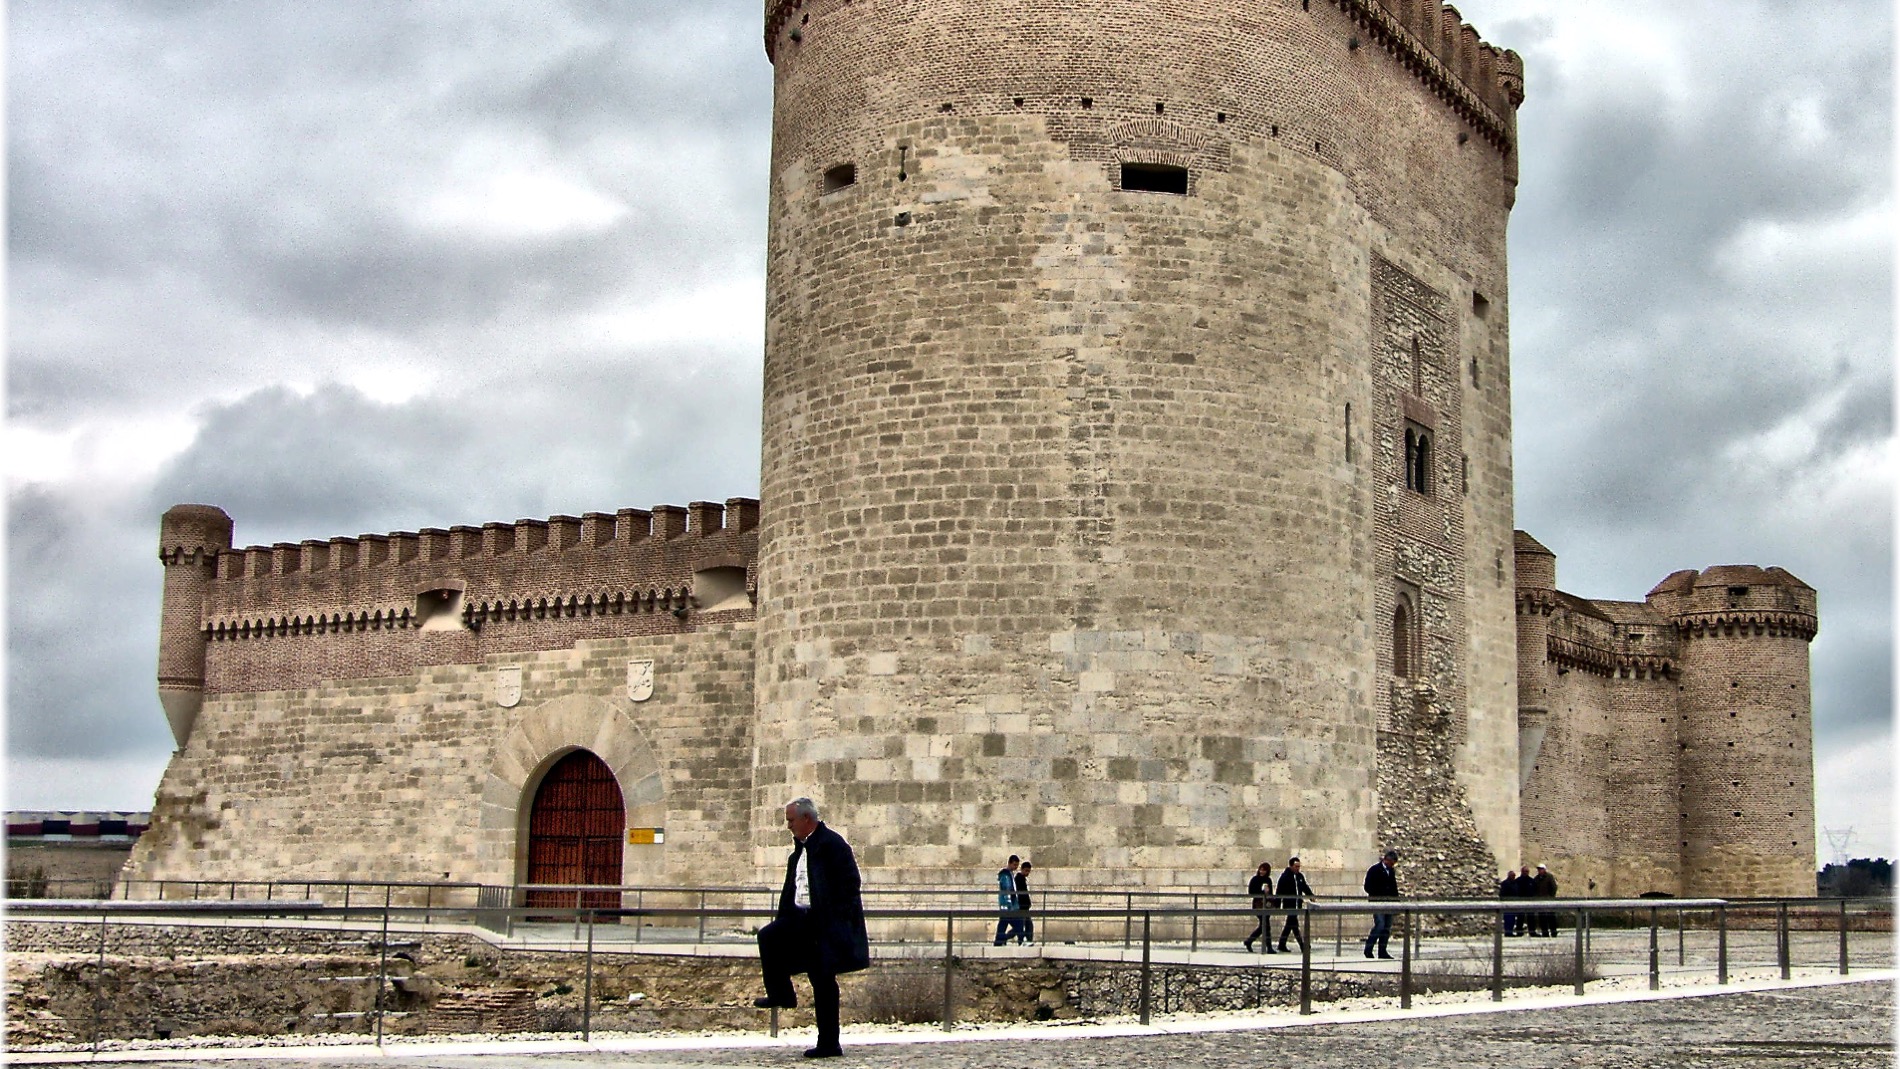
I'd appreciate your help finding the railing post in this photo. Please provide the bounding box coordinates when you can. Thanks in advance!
[1776,901,1790,980]
[698,890,708,944]
[583,910,595,1042]
[375,885,391,1047]
[1189,893,1199,952]
[1838,898,1849,975]
[1716,905,1728,984]
[1123,892,1133,950]
[1647,906,1659,991]
[1572,908,1585,996]
[941,912,955,1032]
[635,890,644,943]
[1398,909,1412,1010]
[1298,912,1312,1015]
[1138,912,1153,1025]
[1676,907,1684,966]
[423,884,432,926]
[92,906,107,1055]
[1491,906,1504,1002]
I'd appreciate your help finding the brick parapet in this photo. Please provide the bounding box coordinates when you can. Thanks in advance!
[193,499,757,634]
[765,0,1523,154]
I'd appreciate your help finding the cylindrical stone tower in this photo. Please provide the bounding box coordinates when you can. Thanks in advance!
[157,504,233,748]
[753,0,1525,889]
[1648,566,1818,897]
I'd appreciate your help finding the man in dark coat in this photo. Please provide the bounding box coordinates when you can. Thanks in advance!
[1509,863,1538,935]
[1274,856,1315,953]
[1363,849,1399,959]
[1499,868,1520,936]
[755,797,869,1058]
[1531,862,1559,937]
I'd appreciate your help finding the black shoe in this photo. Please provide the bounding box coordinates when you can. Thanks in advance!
[1277,944,1290,953]
[1243,940,1253,951]
[1364,947,1374,959]
[1264,945,1277,953]
[754,996,795,1009]
[1378,952,1395,960]
[804,1046,843,1058]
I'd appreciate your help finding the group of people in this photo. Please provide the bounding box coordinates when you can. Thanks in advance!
[748,804,1570,1059]
[993,854,1036,945]
[1242,857,1317,952]
[1500,862,1561,936]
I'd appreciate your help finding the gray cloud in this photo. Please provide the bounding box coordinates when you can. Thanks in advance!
[7,2,1891,855]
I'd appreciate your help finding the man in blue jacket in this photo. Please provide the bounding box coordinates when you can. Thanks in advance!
[755,798,869,1058]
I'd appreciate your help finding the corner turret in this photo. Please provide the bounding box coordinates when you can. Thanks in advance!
[1647,565,1818,896]
[157,504,233,748]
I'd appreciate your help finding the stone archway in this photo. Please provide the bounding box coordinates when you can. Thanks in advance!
[476,694,666,888]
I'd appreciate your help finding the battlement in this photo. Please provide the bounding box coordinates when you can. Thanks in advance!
[1646,565,1818,641]
[764,0,1522,149]
[164,499,761,637]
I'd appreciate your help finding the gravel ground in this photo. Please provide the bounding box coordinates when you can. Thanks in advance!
[38,976,1891,1069]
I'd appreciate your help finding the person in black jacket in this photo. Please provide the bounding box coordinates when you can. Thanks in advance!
[1499,868,1521,936]
[1530,862,1559,937]
[1013,861,1035,945]
[1242,861,1274,952]
[755,797,869,1059]
[1363,849,1400,959]
[1274,856,1315,952]
[1510,865,1538,935]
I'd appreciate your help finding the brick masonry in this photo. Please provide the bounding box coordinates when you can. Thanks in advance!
[125,1,1815,901]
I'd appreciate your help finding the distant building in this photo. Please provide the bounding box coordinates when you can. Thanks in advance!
[8,811,150,897]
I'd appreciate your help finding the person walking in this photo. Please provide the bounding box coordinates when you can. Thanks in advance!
[754,798,868,1059]
[1274,856,1315,952]
[994,854,1021,946]
[1531,862,1559,937]
[1013,861,1035,944]
[1243,861,1274,952]
[1363,849,1400,959]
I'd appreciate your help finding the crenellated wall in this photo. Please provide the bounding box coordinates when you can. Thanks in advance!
[157,500,759,708]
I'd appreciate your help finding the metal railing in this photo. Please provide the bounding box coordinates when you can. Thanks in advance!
[5,891,1889,1053]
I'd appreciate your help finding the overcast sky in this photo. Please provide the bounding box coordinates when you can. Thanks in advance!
[7,2,1891,866]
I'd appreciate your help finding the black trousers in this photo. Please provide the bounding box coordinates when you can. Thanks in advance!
[758,913,842,1050]
[1277,912,1305,949]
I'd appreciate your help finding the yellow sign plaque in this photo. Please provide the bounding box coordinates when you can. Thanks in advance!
[627,827,665,845]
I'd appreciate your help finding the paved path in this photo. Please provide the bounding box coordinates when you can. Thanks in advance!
[32,976,1890,1069]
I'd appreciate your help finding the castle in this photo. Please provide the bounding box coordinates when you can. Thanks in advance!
[124,0,1816,899]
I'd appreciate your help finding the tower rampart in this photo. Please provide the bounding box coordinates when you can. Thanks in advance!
[753,0,1523,888]
[1647,566,1818,896]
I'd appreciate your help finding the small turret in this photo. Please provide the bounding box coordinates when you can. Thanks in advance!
[157,505,233,748]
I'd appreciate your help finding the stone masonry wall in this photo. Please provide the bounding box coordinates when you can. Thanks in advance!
[124,626,757,891]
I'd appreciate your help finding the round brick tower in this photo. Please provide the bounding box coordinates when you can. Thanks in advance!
[157,504,233,748]
[1647,566,1818,897]
[753,0,1525,887]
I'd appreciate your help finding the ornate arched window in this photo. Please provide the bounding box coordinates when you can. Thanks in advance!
[1393,594,1416,678]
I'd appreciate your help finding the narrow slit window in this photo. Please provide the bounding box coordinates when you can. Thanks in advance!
[822,163,857,194]
[1120,163,1188,194]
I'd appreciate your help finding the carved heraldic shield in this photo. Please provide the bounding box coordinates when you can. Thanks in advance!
[494,665,522,708]
[626,659,654,702]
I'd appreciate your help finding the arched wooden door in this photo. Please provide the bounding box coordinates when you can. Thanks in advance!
[525,750,625,909]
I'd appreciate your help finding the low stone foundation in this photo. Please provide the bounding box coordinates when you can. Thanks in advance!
[5,920,1384,1047]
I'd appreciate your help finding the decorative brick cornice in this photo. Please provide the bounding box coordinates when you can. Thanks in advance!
[1516,589,1560,616]
[1673,609,1818,642]
[1547,634,1614,676]
[1613,652,1675,678]
[1330,0,1520,152]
